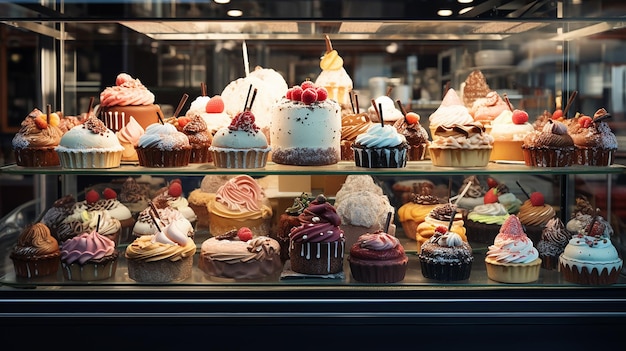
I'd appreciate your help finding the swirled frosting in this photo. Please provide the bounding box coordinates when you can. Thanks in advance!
[210,175,272,221]
[290,195,344,243]
[367,96,404,123]
[349,231,406,261]
[116,116,144,146]
[57,209,121,242]
[536,217,571,257]
[486,215,538,264]
[567,108,618,149]
[429,89,474,128]
[355,232,400,251]
[185,95,232,135]
[342,113,372,142]
[12,108,63,149]
[517,199,555,227]
[467,203,510,225]
[430,123,494,149]
[419,230,473,264]
[201,236,280,264]
[100,73,155,107]
[12,223,59,258]
[125,225,196,263]
[56,117,124,152]
[524,120,574,148]
[183,115,212,148]
[137,123,190,151]
[354,123,407,148]
[41,195,76,230]
[471,91,510,123]
[82,198,132,222]
[61,230,116,264]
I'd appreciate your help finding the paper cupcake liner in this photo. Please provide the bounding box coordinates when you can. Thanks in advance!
[189,146,213,163]
[407,143,427,161]
[14,147,60,167]
[61,252,118,281]
[559,261,623,285]
[521,145,575,167]
[127,255,193,283]
[485,257,541,283]
[352,145,408,168]
[136,147,191,168]
[10,253,60,278]
[419,259,472,281]
[429,147,492,167]
[574,146,615,166]
[211,147,270,168]
[349,258,408,283]
[57,149,123,169]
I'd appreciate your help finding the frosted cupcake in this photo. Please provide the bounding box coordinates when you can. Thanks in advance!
[567,108,618,166]
[55,116,124,169]
[428,88,473,139]
[116,116,144,162]
[470,91,510,129]
[60,229,118,281]
[352,122,409,168]
[489,108,534,161]
[12,108,63,167]
[348,231,408,283]
[397,185,441,241]
[416,203,467,252]
[393,110,429,161]
[419,226,473,281]
[429,123,493,167]
[181,114,213,163]
[485,215,541,283]
[367,95,404,125]
[522,119,574,167]
[10,223,61,278]
[210,109,271,169]
[184,94,232,135]
[136,122,191,167]
[536,217,570,270]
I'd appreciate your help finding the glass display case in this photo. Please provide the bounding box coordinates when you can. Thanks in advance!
[1,0,626,344]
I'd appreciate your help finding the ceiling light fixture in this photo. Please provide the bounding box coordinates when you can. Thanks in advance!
[214,0,231,4]
[227,9,243,17]
[458,0,473,3]
[459,7,473,15]
[437,9,453,17]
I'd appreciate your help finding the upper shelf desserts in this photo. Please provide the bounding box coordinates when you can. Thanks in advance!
[429,123,493,167]
[567,108,618,166]
[314,35,353,109]
[136,122,192,168]
[184,94,232,136]
[428,88,474,139]
[98,73,162,132]
[13,107,63,167]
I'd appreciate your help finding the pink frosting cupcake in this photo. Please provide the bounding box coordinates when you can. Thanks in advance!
[60,229,118,281]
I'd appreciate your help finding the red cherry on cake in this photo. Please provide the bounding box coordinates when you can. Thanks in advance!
[301,88,318,104]
[177,117,191,128]
[578,115,593,128]
[237,227,253,242]
[85,189,100,205]
[168,182,183,197]
[103,187,117,200]
[315,86,328,101]
[512,109,529,124]
[405,112,420,124]
[529,192,545,206]
[300,80,315,91]
[291,86,303,101]
[205,95,225,113]
[486,177,498,189]
[286,88,294,100]
[434,226,447,234]
[552,109,563,120]
[484,188,498,204]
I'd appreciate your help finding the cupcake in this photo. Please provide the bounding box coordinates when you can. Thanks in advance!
[199,227,283,281]
[397,185,441,241]
[81,188,135,242]
[521,119,574,167]
[188,175,233,230]
[340,110,372,161]
[152,180,197,227]
[418,226,474,281]
[429,123,493,167]
[393,110,429,161]
[536,217,571,270]
[367,95,404,125]
[136,122,192,167]
[465,202,510,245]
[289,194,345,275]
[126,217,196,283]
[416,203,467,252]
[567,108,618,166]
[12,108,63,167]
[352,122,409,168]
[132,205,193,238]
[559,216,622,285]
[10,223,61,278]
[55,116,124,169]
[208,175,273,237]
[348,231,408,283]
[334,175,396,249]
[489,108,534,161]
[453,175,486,212]
[116,116,144,163]
[469,91,510,130]
[60,229,118,281]
[210,109,271,169]
[184,94,232,135]
[118,176,150,218]
[181,114,213,163]
[98,72,162,132]
[40,194,76,239]
[566,196,602,236]
[516,191,555,244]
[56,208,121,245]
[485,215,542,283]
[274,192,311,263]
[428,88,474,139]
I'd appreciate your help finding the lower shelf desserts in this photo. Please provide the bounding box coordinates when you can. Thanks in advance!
[199,228,283,280]
[397,185,441,241]
[55,116,124,169]
[536,217,570,270]
[270,81,341,166]
[348,231,408,283]
[60,229,118,281]
[429,123,493,167]
[125,218,197,283]
[274,192,311,262]
[188,175,233,230]
[559,216,623,285]
[484,215,542,283]
[12,108,63,167]
[289,195,345,275]
[418,226,473,281]
[416,203,466,252]
[516,191,555,245]
[465,202,510,245]
[10,223,61,278]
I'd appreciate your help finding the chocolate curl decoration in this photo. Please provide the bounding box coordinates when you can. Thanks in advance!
[371,99,380,123]
[87,96,95,115]
[248,88,258,111]
[503,93,514,112]
[386,85,393,97]
[379,103,384,127]
[149,201,161,220]
[396,99,408,123]
[148,211,161,233]
[354,94,360,114]
[516,180,531,200]
[200,82,207,96]
[156,111,164,124]
[349,91,356,114]
[46,104,52,124]
[324,34,333,53]
[447,207,457,231]
[173,93,189,119]
[243,84,253,111]
[384,212,393,233]
[96,214,101,232]
[562,90,578,119]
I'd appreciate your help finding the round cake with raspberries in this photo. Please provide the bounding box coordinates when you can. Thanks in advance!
[270,80,342,165]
